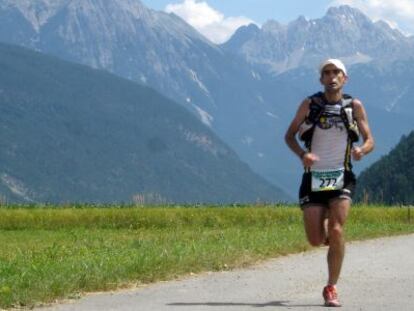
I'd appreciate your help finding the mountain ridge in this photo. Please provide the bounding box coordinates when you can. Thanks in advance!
[0,42,290,203]
[223,5,413,74]
[0,1,413,198]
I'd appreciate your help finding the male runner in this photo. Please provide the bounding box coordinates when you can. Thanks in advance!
[284,59,374,307]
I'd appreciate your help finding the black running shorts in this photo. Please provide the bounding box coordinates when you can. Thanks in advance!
[299,170,356,208]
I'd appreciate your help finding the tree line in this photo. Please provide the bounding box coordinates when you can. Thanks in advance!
[356,131,414,205]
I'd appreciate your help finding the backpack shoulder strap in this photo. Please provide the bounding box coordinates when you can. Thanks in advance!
[299,92,325,146]
[308,92,325,106]
[341,93,353,108]
[340,94,360,143]
[307,92,325,123]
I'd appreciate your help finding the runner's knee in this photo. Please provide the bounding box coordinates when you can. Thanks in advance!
[328,224,343,241]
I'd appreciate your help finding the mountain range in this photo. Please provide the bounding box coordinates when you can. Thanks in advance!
[0,0,413,200]
[0,0,297,193]
[224,6,414,74]
[0,42,288,203]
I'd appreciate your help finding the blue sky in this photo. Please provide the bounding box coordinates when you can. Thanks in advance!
[142,0,334,25]
[141,0,414,43]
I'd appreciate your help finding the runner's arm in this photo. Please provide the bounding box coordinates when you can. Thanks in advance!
[284,99,310,160]
[352,99,374,160]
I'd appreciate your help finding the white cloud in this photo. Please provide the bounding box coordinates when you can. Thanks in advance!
[330,0,414,35]
[165,0,255,44]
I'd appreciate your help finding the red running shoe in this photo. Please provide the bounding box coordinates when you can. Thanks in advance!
[323,285,341,307]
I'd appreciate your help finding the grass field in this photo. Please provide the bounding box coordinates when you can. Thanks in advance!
[0,205,413,308]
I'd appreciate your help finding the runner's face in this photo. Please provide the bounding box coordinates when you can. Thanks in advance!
[320,64,347,92]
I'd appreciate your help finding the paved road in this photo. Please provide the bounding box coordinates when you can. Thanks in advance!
[39,234,414,311]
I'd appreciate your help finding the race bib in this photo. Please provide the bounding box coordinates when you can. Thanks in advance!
[311,168,345,192]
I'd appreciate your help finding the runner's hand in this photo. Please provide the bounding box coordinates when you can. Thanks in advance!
[351,146,364,161]
[301,152,320,167]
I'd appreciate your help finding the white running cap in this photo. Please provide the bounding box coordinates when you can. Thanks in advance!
[319,58,347,77]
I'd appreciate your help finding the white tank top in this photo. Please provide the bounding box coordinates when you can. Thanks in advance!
[310,103,349,170]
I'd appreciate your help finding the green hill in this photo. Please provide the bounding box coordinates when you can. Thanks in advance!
[356,131,414,204]
[0,43,289,204]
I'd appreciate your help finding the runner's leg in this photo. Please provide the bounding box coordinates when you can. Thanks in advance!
[303,205,327,246]
[327,198,350,285]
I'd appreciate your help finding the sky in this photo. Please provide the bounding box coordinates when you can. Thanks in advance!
[141,0,414,43]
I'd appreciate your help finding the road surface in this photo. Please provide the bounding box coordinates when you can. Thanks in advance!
[38,234,414,311]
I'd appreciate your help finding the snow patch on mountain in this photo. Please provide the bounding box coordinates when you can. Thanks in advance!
[266,112,279,119]
[193,104,213,127]
[182,130,218,156]
[1,173,35,202]
[242,136,254,146]
[340,52,372,65]
[140,74,147,84]
[251,70,261,80]
[188,69,210,95]
[386,85,409,112]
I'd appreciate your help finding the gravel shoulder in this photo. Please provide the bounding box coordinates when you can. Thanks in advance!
[38,234,414,311]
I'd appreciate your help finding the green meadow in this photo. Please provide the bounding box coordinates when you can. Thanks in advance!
[0,205,413,308]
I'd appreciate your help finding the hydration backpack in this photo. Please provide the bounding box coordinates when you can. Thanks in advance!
[299,92,360,148]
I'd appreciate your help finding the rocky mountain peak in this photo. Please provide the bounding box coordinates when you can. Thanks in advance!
[223,5,414,74]
[1,0,68,31]
[262,20,286,34]
[0,0,156,33]
[62,0,154,26]
[323,5,374,34]
[289,15,308,26]
[374,20,406,40]
[325,5,366,19]
[222,23,260,50]
[241,23,261,35]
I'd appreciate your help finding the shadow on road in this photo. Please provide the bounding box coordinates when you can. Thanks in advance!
[168,301,323,308]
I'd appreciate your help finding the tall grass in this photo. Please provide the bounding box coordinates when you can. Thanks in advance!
[0,205,301,230]
[0,205,413,308]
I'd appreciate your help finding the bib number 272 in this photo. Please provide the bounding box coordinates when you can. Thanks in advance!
[311,169,345,192]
